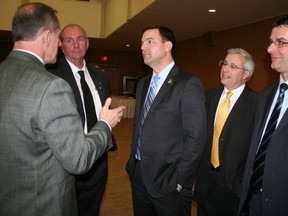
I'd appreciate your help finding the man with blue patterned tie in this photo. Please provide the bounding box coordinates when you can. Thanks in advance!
[126,25,207,216]
[238,17,288,216]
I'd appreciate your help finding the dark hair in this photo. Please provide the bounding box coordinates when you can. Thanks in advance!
[143,25,176,55]
[12,2,59,42]
[272,16,288,28]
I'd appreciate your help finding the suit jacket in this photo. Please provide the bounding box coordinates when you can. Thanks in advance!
[126,65,207,198]
[0,51,112,216]
[238,82,288,216]
[48,58,117,150]
[48,59,108,127]
[194,86,258,203]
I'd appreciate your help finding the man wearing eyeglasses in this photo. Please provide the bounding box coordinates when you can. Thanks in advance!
[238,17,288,216]
[193,48,258,216]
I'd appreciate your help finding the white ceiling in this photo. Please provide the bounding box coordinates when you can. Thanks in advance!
[89,0,288,51]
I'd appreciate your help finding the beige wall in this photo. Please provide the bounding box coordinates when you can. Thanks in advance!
[1,13,288,93]
[103,0,154,37]
[0,0,154,38]
[0,0,102,37]
[0,0,22,31]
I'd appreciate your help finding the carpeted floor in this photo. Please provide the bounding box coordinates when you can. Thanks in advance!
[100,118,197,216]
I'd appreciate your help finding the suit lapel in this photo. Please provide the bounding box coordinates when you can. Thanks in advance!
[273,85,288,135]
[61,60,80,95]
[226,86,249,119]
[60,59,85,125]
[140,75,151,110]
[137,76,150,123]
[257,84,278,142]
[144,66,179,121]
[87,64,105,105]
[209,88,223,126]
[277,108,288,131]
[133,76,150,132]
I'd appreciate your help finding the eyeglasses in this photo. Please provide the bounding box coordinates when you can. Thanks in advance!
[267,39,288,48]
[219,60,246,71]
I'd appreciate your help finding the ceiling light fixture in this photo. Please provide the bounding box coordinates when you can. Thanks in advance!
[208,9,216,13]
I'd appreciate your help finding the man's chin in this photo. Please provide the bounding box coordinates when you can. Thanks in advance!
[220,78,229,84]
[44,57,57,65]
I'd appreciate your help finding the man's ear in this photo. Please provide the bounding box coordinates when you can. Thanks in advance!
[42,29,51,47]
[165,41,173,52]
[86,38,90,50]
[59,40,63,51]
[243,70,251,81]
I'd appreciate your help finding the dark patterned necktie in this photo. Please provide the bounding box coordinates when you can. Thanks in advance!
[251,83,288,193]
[135,75,160,160]
[78,70,97,131]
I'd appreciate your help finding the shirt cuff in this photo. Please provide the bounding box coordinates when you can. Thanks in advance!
[99,119,112,131]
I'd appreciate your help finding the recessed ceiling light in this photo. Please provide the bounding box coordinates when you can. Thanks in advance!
[126,44,130,47]
[208,9,216,13]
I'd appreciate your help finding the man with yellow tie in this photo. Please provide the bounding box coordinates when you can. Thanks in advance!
[193,48,258,216]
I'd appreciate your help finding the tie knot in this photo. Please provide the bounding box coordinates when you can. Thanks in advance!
[153,75,160,87]
[78,70,85,79]
[226,91,233,99]
[280,83,288,93]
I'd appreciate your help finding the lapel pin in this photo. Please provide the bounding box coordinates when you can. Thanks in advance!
[168,79,173,84]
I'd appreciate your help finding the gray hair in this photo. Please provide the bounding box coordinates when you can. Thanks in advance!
[227,48,255,80]
[12,2,59,42]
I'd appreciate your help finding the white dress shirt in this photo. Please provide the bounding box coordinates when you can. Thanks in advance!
[66,59,102,134]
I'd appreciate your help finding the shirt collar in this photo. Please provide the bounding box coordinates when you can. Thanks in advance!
[224,84,245,97]
[279,75,288,86]
[153,61,175,80]
[13,49,45,64]
[65,58,87,76]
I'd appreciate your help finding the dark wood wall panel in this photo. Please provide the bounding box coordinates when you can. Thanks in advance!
[1,14,288,93]
[175,15,288,92]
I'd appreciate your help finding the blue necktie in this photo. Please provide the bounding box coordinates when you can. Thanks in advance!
[135,75,160,160]
[251,83,288,193]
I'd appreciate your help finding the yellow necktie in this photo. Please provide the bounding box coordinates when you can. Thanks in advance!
[211,91,233,168]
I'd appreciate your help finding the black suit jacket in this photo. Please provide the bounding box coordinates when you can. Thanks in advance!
[48,59,116,148]
[238,82,288,216]
[126,65,207,198]
[194,86,258,203]
[48,58,116,216]
[48,59,108,126]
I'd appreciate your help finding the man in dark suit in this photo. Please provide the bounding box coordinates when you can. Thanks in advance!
[125,25,207,216]
[238,17,288,216]
[193,48,258,216]
[0,3,124,216]
[49,24,116,216]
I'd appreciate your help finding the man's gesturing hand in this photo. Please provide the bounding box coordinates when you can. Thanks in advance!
[100,98,125,128]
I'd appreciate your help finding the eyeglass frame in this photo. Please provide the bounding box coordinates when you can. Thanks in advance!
[267,39,288,48]
[219,60,247,71]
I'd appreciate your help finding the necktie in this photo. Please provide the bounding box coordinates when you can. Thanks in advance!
[211,91,233,168]
[251,83,288,193]
[78,70,97,131]
[135,75,160,160]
